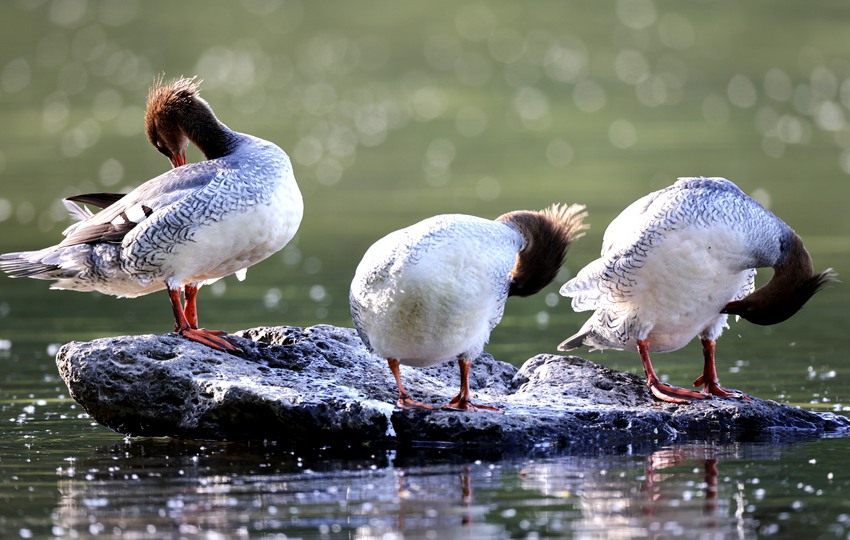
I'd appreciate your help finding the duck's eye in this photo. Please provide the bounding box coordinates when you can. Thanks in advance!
[155,143,171,159]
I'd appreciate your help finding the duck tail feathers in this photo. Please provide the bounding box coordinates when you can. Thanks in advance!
[0,250,64,280]
[0,246,88,282]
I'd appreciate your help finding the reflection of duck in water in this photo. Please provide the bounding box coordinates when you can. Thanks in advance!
[559,177,834,403]
[350,205,587,411]
[0,77,303,351]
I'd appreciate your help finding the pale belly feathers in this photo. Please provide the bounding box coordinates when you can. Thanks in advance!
[572,223,755,354]
[46,152,303,298]
[351,217,519,367]
[628,225,753,352]
[155,177,303,289]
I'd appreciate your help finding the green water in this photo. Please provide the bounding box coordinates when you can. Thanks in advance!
[1,0,849,537]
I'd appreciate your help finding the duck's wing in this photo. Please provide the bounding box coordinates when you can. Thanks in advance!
[59,161,222,247]
[66,192,127,209]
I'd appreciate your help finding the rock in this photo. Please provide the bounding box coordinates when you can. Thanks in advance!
[55,324,850,450]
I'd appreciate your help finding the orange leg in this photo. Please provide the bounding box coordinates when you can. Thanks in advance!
[638,339,708,404]
[692,338,748,399]
[183,283,200,329]
[167,287,240,352]
[388,358,433,410]
[442,357,502,413]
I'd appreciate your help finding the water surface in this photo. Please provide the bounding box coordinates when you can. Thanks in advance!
[1,1,849,537]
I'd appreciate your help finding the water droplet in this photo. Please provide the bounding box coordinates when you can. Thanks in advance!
[49,0,89,27]
[765,68,793,102]
[99,159,124,186]
[614,49,649,85]
[728,75,757,108]
[410,87,445,121]
[572,80,606,113]
[544,38,587,83]
[513,87,551,129]
[309,285,327,302]
[475,176,500,201]
[294,136,323,167]
[635,75,667,107]
[0,199,12,223]
[617,0,657,30]
[489,27,525,64]
[658,13,695,50]
[609,119,637,149]
[816,101,845,132]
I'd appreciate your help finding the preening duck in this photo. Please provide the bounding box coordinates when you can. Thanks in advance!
[0,76,304,352]
[350,204,587,411]
[559,177,835,403]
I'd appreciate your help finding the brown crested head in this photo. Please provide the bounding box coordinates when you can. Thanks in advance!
[497,203,588,297]
[145,75,233,167]
[721,232,837,325]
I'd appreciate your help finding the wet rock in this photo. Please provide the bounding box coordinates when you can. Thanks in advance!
[55,324,850,450]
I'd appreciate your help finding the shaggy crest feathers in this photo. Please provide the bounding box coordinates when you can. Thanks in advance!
[145,75,235,163]
[497,203,588,297]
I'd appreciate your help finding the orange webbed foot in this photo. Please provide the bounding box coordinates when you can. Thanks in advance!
[179,328,242,353]
[648,380,711,404]
[441,396,503,413]
[693,375,750,400]
[396,397,435,411]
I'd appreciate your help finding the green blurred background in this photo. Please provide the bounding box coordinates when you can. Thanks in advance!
[0,0,848,406]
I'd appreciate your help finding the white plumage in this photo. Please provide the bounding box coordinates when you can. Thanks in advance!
[352,204,587,411]
[351,214,521,367]
[560,176,833,403]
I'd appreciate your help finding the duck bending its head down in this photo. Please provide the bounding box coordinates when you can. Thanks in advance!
[559,177,835,404]
[350,204,588,412]
[0,76,304,352]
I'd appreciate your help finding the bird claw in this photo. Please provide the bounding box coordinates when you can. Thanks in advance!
[442,397,503,413]
[649,380,710,404]
[693,375,749,399]
[396,397,434,411]
[179,328,242,353]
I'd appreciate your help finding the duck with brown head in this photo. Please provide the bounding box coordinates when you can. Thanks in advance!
[558,177,835,404]
[0,76,304,352]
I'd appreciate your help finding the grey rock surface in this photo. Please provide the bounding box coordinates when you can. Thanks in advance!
[55,324,850,450]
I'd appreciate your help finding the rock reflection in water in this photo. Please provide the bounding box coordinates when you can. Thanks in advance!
[517,442,785,538]
[48,439,800,538]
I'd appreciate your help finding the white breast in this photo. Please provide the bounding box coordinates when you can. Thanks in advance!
[561,177,777,354]
[623,224,754,352]
[162,171,303,286]
[351,215,521,367]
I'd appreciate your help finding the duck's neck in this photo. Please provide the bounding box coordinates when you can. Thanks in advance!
[722,232,835,325]
[183,98,240,160]
[497,204,587,297]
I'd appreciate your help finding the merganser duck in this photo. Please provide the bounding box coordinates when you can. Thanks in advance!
[558,177,835,403]
[350,204,587,411]
[0,76,304,352]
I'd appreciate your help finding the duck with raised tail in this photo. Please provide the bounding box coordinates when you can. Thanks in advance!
[0,76,304,352]
[558,177,835,404]
[350,204,587,412]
